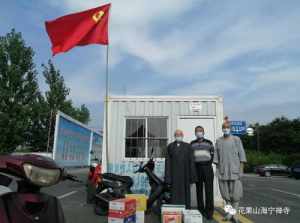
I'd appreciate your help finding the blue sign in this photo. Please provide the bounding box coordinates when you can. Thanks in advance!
[230,121,247,136]
[54,115,92,167]
[92,132,103,161]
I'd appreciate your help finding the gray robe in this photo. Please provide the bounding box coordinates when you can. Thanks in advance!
[214,135,247,180]
[214,135,247,204]
[165,141,197,208]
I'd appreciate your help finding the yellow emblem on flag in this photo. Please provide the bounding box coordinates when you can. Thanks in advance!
[93,10,105,23]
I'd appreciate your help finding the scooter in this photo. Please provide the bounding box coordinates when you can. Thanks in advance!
[134,149,171,214]
[0,154,81,223]
[86,158,102,204]
[93,172,133,215]
[93,149,171,216]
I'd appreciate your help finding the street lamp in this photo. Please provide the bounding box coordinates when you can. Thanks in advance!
[246,127,254,136]
[247,126,260,151]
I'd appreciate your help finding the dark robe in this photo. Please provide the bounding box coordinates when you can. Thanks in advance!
[165,141,197,209]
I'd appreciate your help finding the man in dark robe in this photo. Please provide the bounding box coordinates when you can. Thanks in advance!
[165,129,197,209]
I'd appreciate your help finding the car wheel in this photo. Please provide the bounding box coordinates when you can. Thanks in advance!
[265,171,271,177]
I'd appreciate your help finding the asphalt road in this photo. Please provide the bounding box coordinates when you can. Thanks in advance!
[240,174,300,223]
[43,169,300,223]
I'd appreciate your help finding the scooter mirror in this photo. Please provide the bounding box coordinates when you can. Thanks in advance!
[92,158,99,162]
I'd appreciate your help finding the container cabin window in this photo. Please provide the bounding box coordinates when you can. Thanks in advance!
[125,117,168,159]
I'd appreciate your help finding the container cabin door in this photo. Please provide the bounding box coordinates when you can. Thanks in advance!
[177,116,216,143]
[177,116,223,207]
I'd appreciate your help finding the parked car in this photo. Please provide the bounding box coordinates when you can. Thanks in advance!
[255,164,289,177]
[290,163,300,179]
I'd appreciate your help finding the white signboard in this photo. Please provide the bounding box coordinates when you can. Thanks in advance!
[190,102,202,112]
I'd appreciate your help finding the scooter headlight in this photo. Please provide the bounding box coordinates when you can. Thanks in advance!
[23,163,61,187]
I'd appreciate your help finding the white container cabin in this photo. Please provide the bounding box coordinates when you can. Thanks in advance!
[102,96,224,206]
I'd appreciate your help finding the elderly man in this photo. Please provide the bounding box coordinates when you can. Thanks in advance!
[165,129,196,208]
[214,122,247,223]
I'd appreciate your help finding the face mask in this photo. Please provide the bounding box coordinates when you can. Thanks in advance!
[175,136,183,142]
[196,132,204,139]
[223,128,231,136]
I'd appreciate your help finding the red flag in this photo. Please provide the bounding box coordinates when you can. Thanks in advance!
[45,4,110,56]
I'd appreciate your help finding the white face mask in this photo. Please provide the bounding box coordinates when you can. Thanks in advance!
[223,128,231,136]
[175,136,183,142]
[196,132,204,139]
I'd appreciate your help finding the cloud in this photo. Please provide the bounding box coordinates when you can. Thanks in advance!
[238,66,300,107]
[42,0,300,127]
[47,0,300,78]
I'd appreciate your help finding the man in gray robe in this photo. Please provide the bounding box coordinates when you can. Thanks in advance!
[214,122,247,223]
[165,129,197,209]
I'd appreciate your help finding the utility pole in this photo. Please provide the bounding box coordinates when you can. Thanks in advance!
[256,124,260,151]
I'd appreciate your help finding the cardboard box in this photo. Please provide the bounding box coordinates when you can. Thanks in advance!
[109,198,136,213]
[108,210,135,219]
[135,211,145,223]
[108,214,136,223]
[126,194,148,211]
[161,204,185,223]
[162,214,182,223]
[182,210,202,223]
[161,204,185,214]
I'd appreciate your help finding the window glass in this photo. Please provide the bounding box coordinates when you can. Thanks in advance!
[125,117,167,158]
[148,139,168,158]
[125,119,146,158]
[126,119,145,138]
[125,138,145,158]
[148,118,167,138]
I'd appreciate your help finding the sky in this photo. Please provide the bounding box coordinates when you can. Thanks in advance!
[1,0,300,130]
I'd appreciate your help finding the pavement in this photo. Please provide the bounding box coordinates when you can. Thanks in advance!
[43,169,300,223]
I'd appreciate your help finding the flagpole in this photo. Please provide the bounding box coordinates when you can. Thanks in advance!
[104,3,111,174]
[105,44,109,172]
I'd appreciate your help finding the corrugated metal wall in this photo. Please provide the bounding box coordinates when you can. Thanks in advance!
[107,97,221,163]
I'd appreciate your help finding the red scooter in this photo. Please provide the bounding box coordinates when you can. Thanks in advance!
[0,154,80,223]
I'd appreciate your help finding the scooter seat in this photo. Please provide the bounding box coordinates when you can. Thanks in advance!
[102,173,133,187]
[102,179,122,189]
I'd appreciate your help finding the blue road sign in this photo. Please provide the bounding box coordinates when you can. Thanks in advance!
[230,121,247,136]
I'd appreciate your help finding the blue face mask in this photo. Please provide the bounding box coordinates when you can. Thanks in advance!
[223,128,231,136]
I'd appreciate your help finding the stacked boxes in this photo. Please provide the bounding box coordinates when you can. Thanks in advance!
[108,198,136,223]
[161,205,203,223]
[161,205,186,223]
[182,210,202,223]
[125,194,147,211]
[125,194,148,223]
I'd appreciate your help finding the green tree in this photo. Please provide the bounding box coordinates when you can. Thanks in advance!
[0,29,91,153]
[67,104,90,124]
[43,60,70,112]
[259,117,300,154]
[0,30,41,153]
[241,117,300,154]
[42,60,90,151]
[42,60,90,124]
